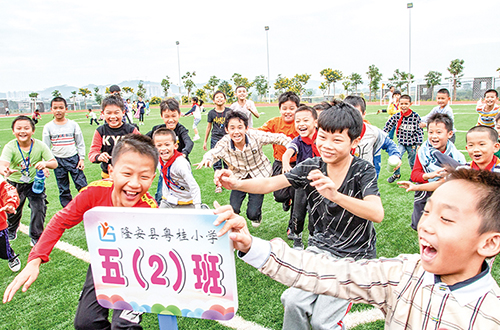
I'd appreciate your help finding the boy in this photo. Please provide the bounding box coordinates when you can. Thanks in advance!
[419,88,456,142]
[398,113,465,230]
[87,108,100,125]
[344,96,401,177]
[198,110,291,228]
[214,168,500,329]
[215,103,383,330]
[383,94,424,183]
[136,96,145,125]
[203,91,230,184]
[230,85,259,128]
[464,126,500,172]
[282,105,318,249]
[88,95,140,179]
[0,176,20,272]
[258,92,300,220]
[0,116,57,246]
[183,96,202,141]
[32,109,41,125]
[153,128,204,209]
[4,134,158,329]
[43,97,88,207]
[145,98,193,203]
[476,89,500,127]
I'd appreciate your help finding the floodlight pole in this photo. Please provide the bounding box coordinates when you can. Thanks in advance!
[407,3,412,76]
[265,26,270,103]
[176,41,181,98]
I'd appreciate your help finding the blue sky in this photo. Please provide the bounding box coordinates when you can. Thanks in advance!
[1,0,499,92]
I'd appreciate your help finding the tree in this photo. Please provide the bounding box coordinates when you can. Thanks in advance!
[150,96,162,105]
[319,82,328,96]
[231,73,254,90]
[161,76,171,97]
[447,59,465,101]
[320,68,343,96]
[274,74,293,96]
[105,87,110,95]
[424,71,442,100]
[52,90,62,98]
[136,81,147,99]
[290,73,311,97]
[195,89,207,102]
[366,65,382,101]
[29,92,39,112]
[217,80,235,103]
[94,87,103,105]
[349,73,363,94]
[182,71,196,99]
[71,91,77,109]
[203,75,220,100]
[253,75,269,101]
[122,86,134,97]
[341,79,351,95]
[388,69,414,93]
[78,88,92,110]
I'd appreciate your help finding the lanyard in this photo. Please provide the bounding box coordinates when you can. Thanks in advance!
[17,140,33,175]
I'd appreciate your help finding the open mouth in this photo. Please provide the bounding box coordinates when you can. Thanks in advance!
[420,238,437,260]
[124,190,139,200]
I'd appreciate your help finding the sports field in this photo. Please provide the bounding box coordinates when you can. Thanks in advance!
[0,102,497,329]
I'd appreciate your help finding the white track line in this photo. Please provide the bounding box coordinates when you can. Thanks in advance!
[18,224,382,329]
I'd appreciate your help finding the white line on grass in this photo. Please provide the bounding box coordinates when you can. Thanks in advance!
[18,223,383,329]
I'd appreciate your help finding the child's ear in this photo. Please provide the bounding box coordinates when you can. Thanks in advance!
[478,232,500,258]
[350,136,361,149]
[447,130,454,139]
[494,142,500,153]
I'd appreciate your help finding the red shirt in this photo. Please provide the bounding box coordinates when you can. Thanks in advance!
[29,180,157,263]
[0,180,19,231]
[258,117,298,162]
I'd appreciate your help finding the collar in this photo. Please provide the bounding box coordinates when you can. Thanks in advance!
[230,135,249,150]
[422,261,494,306]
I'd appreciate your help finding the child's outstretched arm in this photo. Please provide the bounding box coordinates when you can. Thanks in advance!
[3,258,42,303]
[281,149,295,173]
[203,122,212,151]
[214,169,290,194]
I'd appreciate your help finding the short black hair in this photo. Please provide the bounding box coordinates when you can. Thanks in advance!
[51,97,67,108]
[343,95,366,114]
[111,134,158,169]
[436,88,450,97]
[152,128,177,143]
[278,91,300,108]
[235,85,247,92]
[467,125,498,143]
[12,115,35,131]
[400,94,412,102]
[313,102,330,113]
[295,105,317,120]
[225,110,248,128]
[160,98,180,115]
[192,96,199,103]
[393,90,402,96]
[318,101,363,142]
[447,168,500,235]
[102,95,125,112]
[427,113,453,132]
[484,89,498,98]
[213,90,226,100]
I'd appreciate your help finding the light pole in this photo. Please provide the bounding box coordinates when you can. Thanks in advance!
[176,41,181,98]
[265,26,270,103]
[407,3,412,76]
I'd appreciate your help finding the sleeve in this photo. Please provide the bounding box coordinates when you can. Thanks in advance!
[179,162,201,204]
[0,181,19,210]
[184,105,196,116]
[40,141,55,162]
[177,126,193,156]
[88,129,103,163]
[42,125,51,148]
[74,123,86,159]
[415,117,424,145]
[202,137,227,164]
[257,118,275,133]
[410,154,427,183]
[132,127,141,134]
[420,107,436,123]
[145,129,154,139]
[383,114,397,133]
[379,134,400,158]
[288,139,299,155]
[358,161,379,197]
[255,130,291,148]
[0,142,14,164]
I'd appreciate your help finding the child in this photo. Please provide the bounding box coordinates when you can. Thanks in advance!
[203,91,231,185]
[214,103,383,330]
[0,176,20,272]
[3,134,158,329]
[125,99,134,124]
[87,108,100,125]
[0,116,57,246]
[419,88,456,142]
[464,126,500,172]
[230,85,260,128]
[32,109,41,125]
[344,96,401,177]
[153,128,204,209]
[43,97,88,207]
[398,113,465,230]
[383,94,424,183]
[476,89,499,127]
[214,167,500,329]
[281,105,318,249]
[88,95,140,179]
[183,96,202,141]
[198,110,291,228]
[137,96,146,125]
[258,92,300,220]
[145,98,193,203]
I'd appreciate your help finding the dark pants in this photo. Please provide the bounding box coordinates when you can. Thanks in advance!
[7,180,47,241]
[139,113,144,122]
[90,118,99,125]
[55,155,88,207]
[411,190,432,231]
[74,266,143,330]
[0,229,16,261]
[155,176,163,205]
[394,144,417,176]
[211,138,227,171]
[288,188,309,236]
[450,132,456,144]
[272,160,295,204]
[230,190,264,221]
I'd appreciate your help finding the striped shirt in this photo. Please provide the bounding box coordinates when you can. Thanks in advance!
[242,237,500,330]
[202,130,291,180]
[476,103,500,127]
[42,119,85,159]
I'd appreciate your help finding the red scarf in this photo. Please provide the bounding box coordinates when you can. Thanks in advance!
[160,150,183,191]
[470,155,498,171]
[301,130,320,157]
[351,123,367,155]
[396,109,412,134]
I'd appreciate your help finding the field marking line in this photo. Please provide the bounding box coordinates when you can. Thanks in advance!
[18,223,382,329]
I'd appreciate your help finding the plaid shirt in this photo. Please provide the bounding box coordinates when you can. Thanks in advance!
[383,110,424,146]
[202,130,291,180]
[242,237,500,330]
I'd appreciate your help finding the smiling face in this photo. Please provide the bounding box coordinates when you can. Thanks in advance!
[295,111,317,138]
[280,100,297,123]
[316,128,358,165]
[225,117,248,148]
[213,93,226,107]
[466,131,500,168]
[484,91,498,107]
[154,134,178,162]
[436,92,450,108]
[102,105,124,128]
[235,87,248,101]
[51,101,67,121]
[399,98,411,111]
[427,122,453,152]
[418,180,489,285]
[108,150,156,208]
[161,110,180,130]
[13,119,34,145]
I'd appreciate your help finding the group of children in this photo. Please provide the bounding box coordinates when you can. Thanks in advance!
[0,86,499,329]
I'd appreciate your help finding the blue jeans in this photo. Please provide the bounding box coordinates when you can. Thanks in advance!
[55,154,88,207]
[229,190,264,221]
[388,126,396,140]
[211,138,226,171]
[394,144,417,176]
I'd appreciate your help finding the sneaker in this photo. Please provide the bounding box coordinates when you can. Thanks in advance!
[30,238,38,247]
[251,217,262,228]
[7,231,16,241]
[286,227,300,240]
[200,203,209,210]
[293,238,304,250]
[193,135,200,141]
[8,256,21,272]
[282,199,292,212]
[387,174,401,183]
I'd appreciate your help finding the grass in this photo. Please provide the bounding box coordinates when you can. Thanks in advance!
[0,102,497,329]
